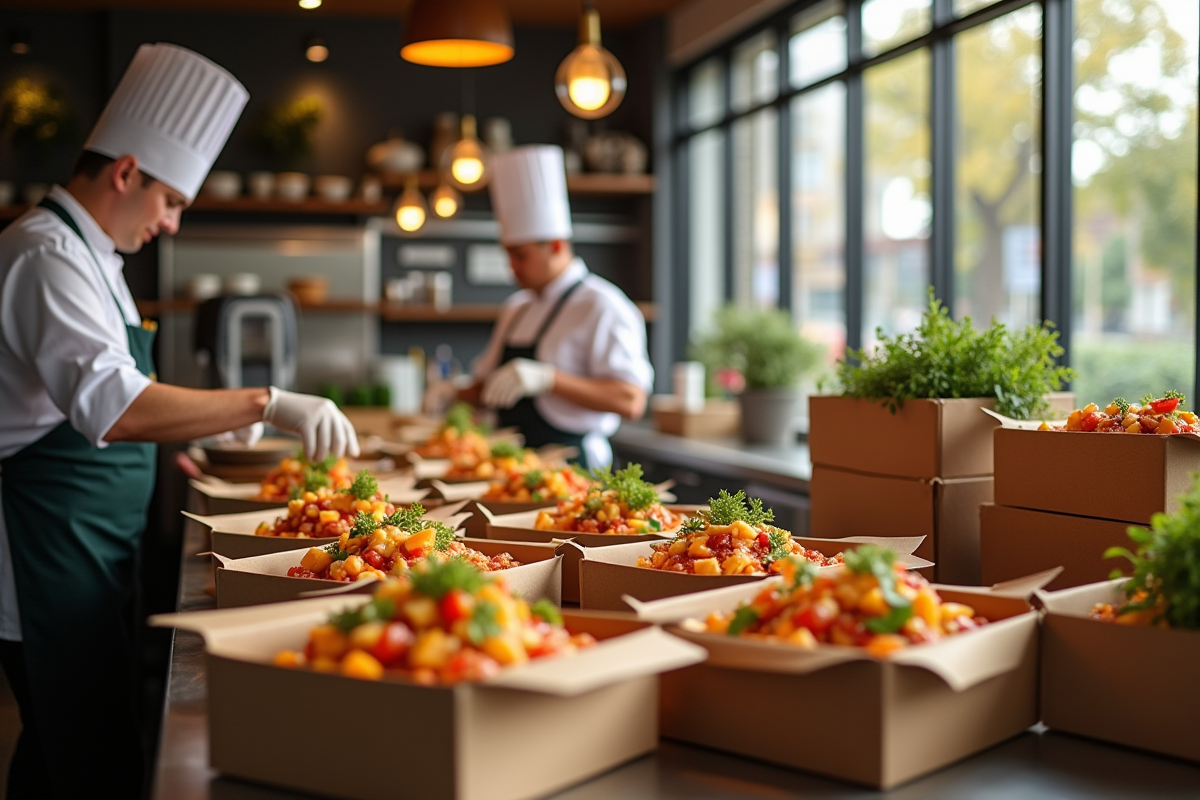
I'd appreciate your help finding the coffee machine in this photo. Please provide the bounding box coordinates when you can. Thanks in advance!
[193,295,298,389]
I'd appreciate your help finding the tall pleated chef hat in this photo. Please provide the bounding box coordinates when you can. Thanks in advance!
[489,145,573,246]
[84,43,249,201]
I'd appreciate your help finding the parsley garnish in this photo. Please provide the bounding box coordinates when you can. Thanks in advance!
[761,529,791,567]
[588,464,659,511]
[443,402,477,433]
[706,490,774,528]
[523,469,545,490]
[1112,397,1131,415]
[864,605,915,634]
[433,523,457,551]
[1165,390,1187,404]
[491,440,524,460]
[328,596,395,633]
[844,545,911,610]
[408,557,488,601]
[383,502,427,531]
[530,598,563,626]
[680,517,708,534]
[349,511,378,539]
[726,605,760,637]
[465,600,503,645]
[342,470,378,501]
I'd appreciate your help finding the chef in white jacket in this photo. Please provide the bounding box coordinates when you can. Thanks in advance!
[462,145,653,469]
[0,44,357,799]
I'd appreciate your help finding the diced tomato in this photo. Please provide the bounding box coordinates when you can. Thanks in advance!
[369,622,413,665]
[757,532,770,549]
[1081,412,1102,432]
[439,589,472,623]
[363,550,385,569]
[1150,397,1180,414]
[792,598,837,635]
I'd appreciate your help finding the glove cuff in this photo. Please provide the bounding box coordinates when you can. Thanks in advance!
[263,385,281,421]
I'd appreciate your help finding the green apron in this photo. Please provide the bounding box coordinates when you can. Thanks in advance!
[0,198,155,798]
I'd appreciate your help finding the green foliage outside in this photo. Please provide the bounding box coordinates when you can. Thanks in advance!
[1,78,75,162]
[692,306,825,391]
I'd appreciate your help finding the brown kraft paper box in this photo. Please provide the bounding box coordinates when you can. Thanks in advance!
[993,427,1200,524]
[626,571,1055,790]
[574,536,931,612]
[809,464,993,584]
[151,599,706,800]
[1039,580,1200,762]
[980,503,1145,591]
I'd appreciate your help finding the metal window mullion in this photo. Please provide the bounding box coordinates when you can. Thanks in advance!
[672,70,691,367]
[721,49,736,304]
[930,0,955,309]
[777,19,794,313]
[846,0,865,352]
[1042,0,1073,372]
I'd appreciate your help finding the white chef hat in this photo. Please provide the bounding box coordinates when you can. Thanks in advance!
[489,145,573,246]
[84,43,248,201]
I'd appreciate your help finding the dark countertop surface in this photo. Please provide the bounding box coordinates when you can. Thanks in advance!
[153,490,1200,800]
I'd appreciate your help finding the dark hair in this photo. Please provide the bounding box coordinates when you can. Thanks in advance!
[72,150,155,186]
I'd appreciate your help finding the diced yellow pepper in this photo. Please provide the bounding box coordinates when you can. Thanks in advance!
[349,621,385,651]
[410,628,458,669]
[318,510,340,524]
[692,557,720,575]
[404,528,436,553]
[340,649,384,680]
[403,596,439,628]
[300,547,334,573]
[940,602,975,624]
[483,634,528,665]
[309,625,349,660]
[688,535,713,558]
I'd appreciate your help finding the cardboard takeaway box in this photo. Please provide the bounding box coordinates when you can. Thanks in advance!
[980,503,1144,591]
[994,427,1200,525]
[185,498,465,561]
[652,397,740,438]
[188,473,422,516]
[479,504,704,604]
[430,480,555,539]
[151,598,706,800]
[1039,579,1200,763]
[213,538,562,609]
[626,570,1055,790]
[809,465,991,585]
[574,536,933,612]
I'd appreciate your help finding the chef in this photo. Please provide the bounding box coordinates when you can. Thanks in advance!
[463,145,653,469]
[0,44,357,799]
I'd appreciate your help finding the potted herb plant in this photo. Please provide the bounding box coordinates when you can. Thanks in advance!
[692,306,825,446]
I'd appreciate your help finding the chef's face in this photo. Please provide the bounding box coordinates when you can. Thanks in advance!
[111,157,189,253]
[505,240,568,291]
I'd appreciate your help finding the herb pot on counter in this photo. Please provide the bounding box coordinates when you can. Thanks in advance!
[738,389,799,446]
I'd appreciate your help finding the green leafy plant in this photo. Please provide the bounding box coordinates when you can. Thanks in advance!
[836,289,1074,419]
[706,490,774,528]
[1104,473,1200,629]
[588,464,659,511]
[253,95,322,169]
[691,305,825,391]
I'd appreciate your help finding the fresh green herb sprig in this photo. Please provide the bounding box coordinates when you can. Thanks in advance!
[328,596,395,634]
[491,440,524,460]
[409,557,489,601]
[679,517,707,535]
[342,470,378,501]
[836,289,1074,419]
[349,511,378,539]
[433,524,457,551]
[466,600,502,644]
[523,469,545,490]
[588,464,659,511]
[781,556,820,592]
[383,502,428,531]
[530,599,563,626]
[1165,390,1186,402]
[761,529,791,567]
[706,490,774,528]
[443,402,478,433]
[1113,397,1131,415]
[1105,473,1200,629]
[843,545,912,633]
[726,605,760,637]
[322,543,349,561]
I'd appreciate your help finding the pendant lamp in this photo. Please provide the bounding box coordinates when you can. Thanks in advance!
[555,2,626,119]
[442,114,491,190]
[401,0,514,68]
[431,183,463,218]
[394,176,427,232]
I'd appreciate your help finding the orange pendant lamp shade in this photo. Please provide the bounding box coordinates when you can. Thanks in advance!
[401,0,514,68]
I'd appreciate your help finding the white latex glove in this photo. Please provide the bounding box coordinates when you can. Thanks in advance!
[210,422,263,448]
[481,358,556,409]
[262,386,360,461]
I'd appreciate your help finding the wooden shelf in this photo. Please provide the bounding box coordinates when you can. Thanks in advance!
[187,196,388,215]
[137,298,658,323]
[381,170,654,197]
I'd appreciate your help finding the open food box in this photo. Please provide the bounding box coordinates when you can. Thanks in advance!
[430,480,556,539]
[213,538,561,609]
[575,536,932,611]
[626,569,1058,790]
[1038,579,1200,763]
[479,504,703,603]
[184,497,461,560]
[188,472,420,516]
[151,598,706,800]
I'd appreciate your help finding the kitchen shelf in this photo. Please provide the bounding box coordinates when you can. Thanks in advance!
[187,197,389,215]
[383,170,655,196]
[136,298,658,323]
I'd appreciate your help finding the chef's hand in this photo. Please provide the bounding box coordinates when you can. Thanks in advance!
[481,358,556,409]
[263,386,360,461]
[211,422,264,448]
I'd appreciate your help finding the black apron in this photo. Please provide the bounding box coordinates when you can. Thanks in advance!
[0,197,155,798]
[496,280,597,469]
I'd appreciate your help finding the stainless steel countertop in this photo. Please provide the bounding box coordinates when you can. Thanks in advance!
[154,491,1200,800]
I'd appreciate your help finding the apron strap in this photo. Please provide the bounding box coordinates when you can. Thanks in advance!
[37,197,131,322]
[503,279,586,350]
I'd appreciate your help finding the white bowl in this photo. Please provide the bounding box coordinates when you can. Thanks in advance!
[313,175,353,203]
[202,170,242,200]
[248,171,275,200]
[187,273,222,301]
[275,172,311,203]
[224,273,261,295]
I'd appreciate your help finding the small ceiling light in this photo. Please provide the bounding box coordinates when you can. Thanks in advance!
[555,2,626,119]
[298,0,322,9]
[401,0,514,68]
[9,30,31,56]
[305,35,328,63]
[442,114,490,190]
[394,176,427,233]
[430,183,462,218]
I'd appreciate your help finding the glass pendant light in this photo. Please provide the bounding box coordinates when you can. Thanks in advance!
[430,183,462,218]
[394,176,427,232]
[555,2,626,119]
[442,114,490,190]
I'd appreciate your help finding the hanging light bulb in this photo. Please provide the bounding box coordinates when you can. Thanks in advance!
[555,3,626,120]
[298,0,321,9]
[401,0,514,68]
[393,176,427,233]
[441,114,491,190]
[304,35,329,63]
[430,183,462,218]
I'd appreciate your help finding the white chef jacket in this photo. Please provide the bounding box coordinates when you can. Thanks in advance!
[0,185,152,640]
[472,257,654,468]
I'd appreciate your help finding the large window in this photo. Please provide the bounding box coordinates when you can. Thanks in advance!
[674,0,1200,403]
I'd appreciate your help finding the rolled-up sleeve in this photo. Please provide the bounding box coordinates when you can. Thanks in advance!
[585,297,654,392]
[2,245,151,447]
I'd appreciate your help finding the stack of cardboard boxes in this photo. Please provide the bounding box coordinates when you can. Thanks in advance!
[982,427,1200,590]
[808,396,999,584]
